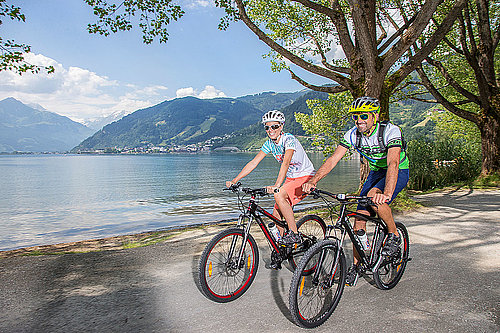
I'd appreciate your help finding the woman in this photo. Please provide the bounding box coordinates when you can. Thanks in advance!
[226,110,316,244]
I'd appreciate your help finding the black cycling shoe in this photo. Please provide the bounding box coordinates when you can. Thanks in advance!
[381,233,401,257]
[269,250,282,270]
[280,230,302,245]
[345,264,359,287]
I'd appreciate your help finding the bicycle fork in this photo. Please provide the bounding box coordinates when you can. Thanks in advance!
[228,214,253,269]
[312,229,347,289]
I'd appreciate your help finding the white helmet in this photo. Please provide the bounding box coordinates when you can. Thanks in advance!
[261,110,285,124]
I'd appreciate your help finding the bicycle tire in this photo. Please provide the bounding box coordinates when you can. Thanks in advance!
[373,222,409,290]
[289,239,346,328]
[288,214,327,271]
[198,227,259,302]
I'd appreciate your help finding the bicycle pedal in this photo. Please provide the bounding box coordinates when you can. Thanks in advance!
[270,262,282,270]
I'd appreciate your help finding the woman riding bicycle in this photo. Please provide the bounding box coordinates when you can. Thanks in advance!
[226,110,316,245]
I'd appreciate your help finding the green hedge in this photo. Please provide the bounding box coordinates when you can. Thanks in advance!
[407,137,481,191]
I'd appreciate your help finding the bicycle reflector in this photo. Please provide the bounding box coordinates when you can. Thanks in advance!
[247,255,251,269]
[300,276,306,296]
[208,261,213,277]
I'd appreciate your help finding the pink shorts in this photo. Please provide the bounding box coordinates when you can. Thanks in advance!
[273,175,314,209]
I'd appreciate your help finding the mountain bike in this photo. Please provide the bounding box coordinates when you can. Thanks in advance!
[288,188,410,328]
[198,182,327,303]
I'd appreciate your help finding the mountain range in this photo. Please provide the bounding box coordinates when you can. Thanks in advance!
[1,89,434,153]
[73,90,311,151]
[0,98,94,152]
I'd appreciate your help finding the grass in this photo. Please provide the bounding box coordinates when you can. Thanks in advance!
[409,171,500,195]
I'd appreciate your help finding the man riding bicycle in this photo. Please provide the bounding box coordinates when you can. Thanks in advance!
[302,97,410,286]
[226,110,316,246]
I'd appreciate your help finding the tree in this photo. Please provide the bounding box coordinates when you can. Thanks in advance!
[213,0,467,120]
[0,0,54,74]
[77,0,466,119]
[410,0,499,175]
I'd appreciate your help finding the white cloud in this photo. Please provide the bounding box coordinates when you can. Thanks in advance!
[183,0,214,9]
[0,53,169,123]
[176,85,226,99]
[176,87,196,98]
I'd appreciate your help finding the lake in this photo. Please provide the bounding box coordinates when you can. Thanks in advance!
[0,153,360,251]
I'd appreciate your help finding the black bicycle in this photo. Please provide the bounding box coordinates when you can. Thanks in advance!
[198,182,327,303]
[288,189,410,328]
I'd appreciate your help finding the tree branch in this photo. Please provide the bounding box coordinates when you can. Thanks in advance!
[386,0,467,90]
[289,69,349,93]
[350,0,377,73]
[380,6,400,31]
[382,0,444,71]
[425,56,480,104]
[416,66,479,124]
[233,0,352,88]
[458,9,492,107]
[475,0,496,86]
[310,34,352,75]
[408,96,438,103]
[291,0,357,64]
[493,22,500,52]
[376,12,388,46]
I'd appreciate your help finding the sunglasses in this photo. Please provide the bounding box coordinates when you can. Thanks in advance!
[264,124,282,131]
[351,113,371,121]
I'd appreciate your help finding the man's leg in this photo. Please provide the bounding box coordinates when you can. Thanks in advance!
[367,187,398,235]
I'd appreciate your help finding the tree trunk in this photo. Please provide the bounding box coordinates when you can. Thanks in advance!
[358,158,371,192]
[479,113,500,175]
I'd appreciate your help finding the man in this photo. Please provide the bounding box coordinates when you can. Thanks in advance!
[302,97,410,286]
[226,110,316,246]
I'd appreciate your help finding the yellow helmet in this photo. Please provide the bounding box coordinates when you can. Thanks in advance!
[348,97,380,113]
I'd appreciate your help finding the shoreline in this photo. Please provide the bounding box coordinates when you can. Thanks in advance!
[2,186,497,259]
[0,221,237,259]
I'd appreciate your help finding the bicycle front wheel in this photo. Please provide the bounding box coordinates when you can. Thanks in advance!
[373,222,409,290]
[289,239,346,328]
[198,228,259,302]
[288,214,327,271]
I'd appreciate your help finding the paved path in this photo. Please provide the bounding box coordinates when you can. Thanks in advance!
[1,189,499,332]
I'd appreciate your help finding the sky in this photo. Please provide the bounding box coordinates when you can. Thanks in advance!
[0,0,333,123]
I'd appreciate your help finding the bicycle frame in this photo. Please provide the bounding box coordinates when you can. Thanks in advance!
[315,191,389,286]
[231,191,289,269]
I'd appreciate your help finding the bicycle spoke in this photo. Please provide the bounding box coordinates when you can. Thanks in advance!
[289,240,346,328]
[198,228,259,302]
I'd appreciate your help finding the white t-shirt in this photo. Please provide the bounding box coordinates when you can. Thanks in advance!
[261,132,315,178]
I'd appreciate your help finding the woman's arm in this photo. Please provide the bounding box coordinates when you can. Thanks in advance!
[226,150,267,187]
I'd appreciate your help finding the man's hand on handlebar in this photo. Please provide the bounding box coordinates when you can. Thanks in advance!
[371,193,391,205]
[302,181,316,194]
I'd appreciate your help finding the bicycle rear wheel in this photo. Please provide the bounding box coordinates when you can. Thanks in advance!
[288,214,327,271]
[289,239,346,328]
[373,222,409,290]
[198,227,259,302]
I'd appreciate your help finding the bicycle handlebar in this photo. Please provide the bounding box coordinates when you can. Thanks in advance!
[310,188,375,206]
[223,182,270,197]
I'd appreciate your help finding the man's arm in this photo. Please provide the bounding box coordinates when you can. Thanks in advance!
[371,146,401,204]
[302,145,348,192]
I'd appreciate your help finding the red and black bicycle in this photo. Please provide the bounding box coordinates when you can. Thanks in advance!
[198,182,327,303]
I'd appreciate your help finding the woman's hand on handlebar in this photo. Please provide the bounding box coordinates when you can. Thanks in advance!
[266,185,279,194]
[225,180,235,188]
